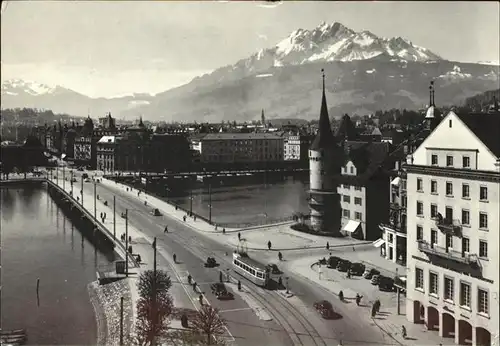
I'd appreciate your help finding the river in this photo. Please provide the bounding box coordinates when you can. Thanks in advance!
[0,184,115,345]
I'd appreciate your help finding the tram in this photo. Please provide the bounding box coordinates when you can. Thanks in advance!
[232,252,270,287]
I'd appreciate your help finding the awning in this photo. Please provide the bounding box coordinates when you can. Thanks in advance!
[372,238,386,248]
[342,220,360,233]
[391,177,401,186]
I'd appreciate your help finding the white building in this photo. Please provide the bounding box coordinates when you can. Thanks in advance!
[405,110,500,346]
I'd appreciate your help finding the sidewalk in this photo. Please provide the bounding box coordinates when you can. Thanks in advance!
[285,255,446,346]
[50,177,199,339]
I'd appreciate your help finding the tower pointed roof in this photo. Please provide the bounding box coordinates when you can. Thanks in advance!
[311,69,336,150]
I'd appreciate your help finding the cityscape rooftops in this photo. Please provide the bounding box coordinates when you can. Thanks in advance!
[201,132,283,140]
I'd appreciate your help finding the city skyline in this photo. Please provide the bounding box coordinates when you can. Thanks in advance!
[1,1,499,98]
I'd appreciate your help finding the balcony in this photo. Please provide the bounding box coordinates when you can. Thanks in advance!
[434,214,462,236]
[417,240,477,265]
[390,202,405,212]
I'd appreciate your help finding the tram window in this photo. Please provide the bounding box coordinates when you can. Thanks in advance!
[250,269,255,276]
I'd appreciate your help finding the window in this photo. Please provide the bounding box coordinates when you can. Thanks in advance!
[343,209,350,218]
[431,229,438,246]
[431,180,438,194]
[449,119,452,128]
[415,268,424,289]
[429,272,439,295]
[462,156,470,168]
[462,237,470,253]
[344,184,351,190]
[444,277,454,301]
[350,166,354,174]
[355,212,362,220]
[388,233,394,243]
[446,155,454,167]
[343,195,350,203]
[479,240,488,258]
[446,234,453,249]
[445,206,453,220]
[460,282,471,308]
[430,204,438,218]
[462,184,470,198]
[417,178,423,191]
[417,201,423,216]
[354,186,362,191]
[479,213,488,229]
[431,154,438,165]
[446,182,453,196]
[417,225,423,240]
[480,186,488,201]
[478,289,489,315]
[461,209,470,225]
[354,197,362,205]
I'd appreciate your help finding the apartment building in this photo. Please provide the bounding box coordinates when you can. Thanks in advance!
[405,111,500,346]
[200,133,284,164]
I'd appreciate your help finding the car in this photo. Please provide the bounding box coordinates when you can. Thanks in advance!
[77,167,84,171]
[267,264,281,274]
[71,178,77,183]
[363,268,380,279]
[350,262,366,276]
[336,260,351,272]
[216,291,234,300]
[151,208,161,216]
[327,256,341,268]
[82,173,89,179]
[371,275,380,285]
[378,276,395,291]
[210,283,227,295]
[204,257,218,268]
[33,171,43,177]
[313,300,335,319]
[84,178,91,183]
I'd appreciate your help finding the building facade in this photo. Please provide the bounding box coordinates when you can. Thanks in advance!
[96,135,119,172]
[405,111,500,346]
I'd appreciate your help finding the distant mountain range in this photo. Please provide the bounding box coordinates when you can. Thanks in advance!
[2,21,499,122]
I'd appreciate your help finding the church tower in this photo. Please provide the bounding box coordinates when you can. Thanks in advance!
[308,69,343,235]
[424,81,442,131]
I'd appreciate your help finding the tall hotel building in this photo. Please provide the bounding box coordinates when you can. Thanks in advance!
[405,109,500,346]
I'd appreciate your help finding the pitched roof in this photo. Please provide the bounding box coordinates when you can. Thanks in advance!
[202,132,283,140]
[310,70,336,150]
[335,114,360,141]
[456,112,500,158]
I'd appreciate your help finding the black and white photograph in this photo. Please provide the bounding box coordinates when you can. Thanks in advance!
[1,1,499,345]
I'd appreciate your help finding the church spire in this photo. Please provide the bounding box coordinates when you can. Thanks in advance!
[310,69,336,150]
[431,80,435,106]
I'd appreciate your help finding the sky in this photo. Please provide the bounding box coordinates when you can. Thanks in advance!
[1,1,499,98]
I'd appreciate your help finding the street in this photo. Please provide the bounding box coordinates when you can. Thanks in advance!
[62,170,399,345]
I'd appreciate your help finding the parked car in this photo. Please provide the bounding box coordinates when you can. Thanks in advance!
[371,275,381,285]
[151,208,162,216]
[378,276,395,291]
[210,283,227,295]
[82,173,89,179]
[337,260,351,272]
[363,268,380,279]
[217,291,234,300]
[84,178,91,183]
[327,256,341,268]
[350,262,366,276]
[204,257,218,268]
[313,300,335,319]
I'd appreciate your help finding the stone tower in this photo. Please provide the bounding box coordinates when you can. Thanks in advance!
[308,69,343,235]
[424,81,442,131]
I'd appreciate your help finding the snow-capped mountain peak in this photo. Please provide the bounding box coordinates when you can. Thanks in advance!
[1,79,59,96]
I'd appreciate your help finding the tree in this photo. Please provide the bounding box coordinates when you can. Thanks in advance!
[135,270,174,345]
[191,305,226,345]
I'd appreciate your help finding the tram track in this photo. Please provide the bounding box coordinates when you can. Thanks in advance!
[95,183,330,346]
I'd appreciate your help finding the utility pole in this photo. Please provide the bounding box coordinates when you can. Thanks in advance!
[70,170,74,195]
[81,176,84,205]
[119,296,124,345]
[94,182,97,219]
[63,165,66,190]
[113,196,116,242]
[208,183,212,224]
[125,209,129,277]
[56,166,59,185]
[152,237,157,346]
[190,188,193,217]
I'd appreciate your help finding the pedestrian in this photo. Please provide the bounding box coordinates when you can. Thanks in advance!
[401,325,407,339]
[219,271,223,283]
[326,242,330,250]
[183,215,186,222]
[238,280,241,291]
[353,246,356,252]
[128,245,133,254]
[192,282,197,291]
[128,236,132,243]
[164,225,168,233]
[199,294,203,306]
[338,290,344,301]
[222,228,226,234]
[347,269,351,279]
[100,212,103,219]
[187,274,192,284]
[238,232,241,241]
[268,240,272,250]
[278,252,283,261]
[278,276,283,287]
[355,293,362,306]
[173,253,177,263]
[194,215,197,221]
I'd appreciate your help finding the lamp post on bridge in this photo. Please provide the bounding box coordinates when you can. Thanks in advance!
[56,166,59,185]
[63,165,66,190]
[189,188,193,217]
[70,169,74,195]
[113,195,116,242]
[208,183,212,224]
[94,181,97,219]
[125,209,129,277]
[80,176,84,206]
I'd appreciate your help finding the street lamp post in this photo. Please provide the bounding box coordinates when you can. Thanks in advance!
[63,165,66,190]
[125,209,129,277]
[94,181,97,219]
[152,237,157,346]
[56,166,59,185]
[113,195,116,242]
[80,176,84,205]
[70,170,74,195]
[189,188,193,217]
[286,277,290,294]
[396,268,401,315]
[208,183,212,224]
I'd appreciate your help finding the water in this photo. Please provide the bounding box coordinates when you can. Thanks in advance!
[1,184,116,345]
[170,179,311,226]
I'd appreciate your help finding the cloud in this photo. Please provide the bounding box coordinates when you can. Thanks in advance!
[258,34,268,41]
[257,2,283,9]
